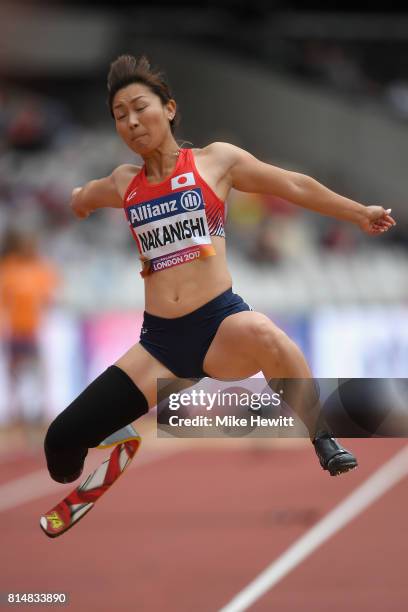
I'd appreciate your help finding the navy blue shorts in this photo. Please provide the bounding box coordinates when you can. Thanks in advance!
[139,287,252,378]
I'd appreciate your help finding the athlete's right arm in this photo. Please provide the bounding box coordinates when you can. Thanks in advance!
[70,164,137,219]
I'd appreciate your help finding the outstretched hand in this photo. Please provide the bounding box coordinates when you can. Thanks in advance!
[359,206,397,235]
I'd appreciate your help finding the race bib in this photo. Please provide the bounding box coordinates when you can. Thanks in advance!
[126,187,216,274]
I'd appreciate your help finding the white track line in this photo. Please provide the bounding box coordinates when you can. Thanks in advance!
[0,448,179,513]
[219,444,408,612]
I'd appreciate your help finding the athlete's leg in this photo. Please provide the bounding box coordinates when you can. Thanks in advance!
[203,311,327,438]
[114,343,195,405]
[44,344,177,483]
[203,311,357,475]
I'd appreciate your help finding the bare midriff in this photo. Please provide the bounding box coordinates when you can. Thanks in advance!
[143,235,232,317]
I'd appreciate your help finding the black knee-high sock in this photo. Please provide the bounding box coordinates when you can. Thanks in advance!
[44,365,149,482]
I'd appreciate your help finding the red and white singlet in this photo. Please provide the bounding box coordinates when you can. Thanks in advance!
[123,148,226,277]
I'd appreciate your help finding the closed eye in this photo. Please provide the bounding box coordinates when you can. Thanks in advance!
[115,105,147,121]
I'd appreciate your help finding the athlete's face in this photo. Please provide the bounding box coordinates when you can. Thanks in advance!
[112,83,176,153]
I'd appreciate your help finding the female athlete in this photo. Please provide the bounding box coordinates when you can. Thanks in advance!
[44,54,396,482]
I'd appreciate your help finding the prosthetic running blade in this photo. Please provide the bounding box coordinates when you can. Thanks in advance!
[40,425,141,538]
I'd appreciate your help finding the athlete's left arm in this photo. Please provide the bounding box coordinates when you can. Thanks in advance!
[213,142,396,235]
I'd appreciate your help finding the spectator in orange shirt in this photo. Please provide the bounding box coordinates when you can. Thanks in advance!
[0,230,60,425]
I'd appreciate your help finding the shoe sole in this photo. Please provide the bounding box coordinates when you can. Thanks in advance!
[326,455,358,476]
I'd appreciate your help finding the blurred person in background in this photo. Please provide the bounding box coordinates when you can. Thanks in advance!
[1,87,73,152]
[43,53,396,486]
[0,230,60,434]
[226,190,266,256]
[251,193,308,264]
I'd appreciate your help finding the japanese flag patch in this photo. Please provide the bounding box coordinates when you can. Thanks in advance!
[171,172,195,190]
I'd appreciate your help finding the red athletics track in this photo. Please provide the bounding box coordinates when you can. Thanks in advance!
[0,431,407,612]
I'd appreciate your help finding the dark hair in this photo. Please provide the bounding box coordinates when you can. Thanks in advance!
[107,54,179,134]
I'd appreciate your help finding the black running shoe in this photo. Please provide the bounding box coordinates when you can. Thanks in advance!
[313,433,358,476]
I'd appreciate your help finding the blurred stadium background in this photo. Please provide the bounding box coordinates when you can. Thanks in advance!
[0,2,407,611]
